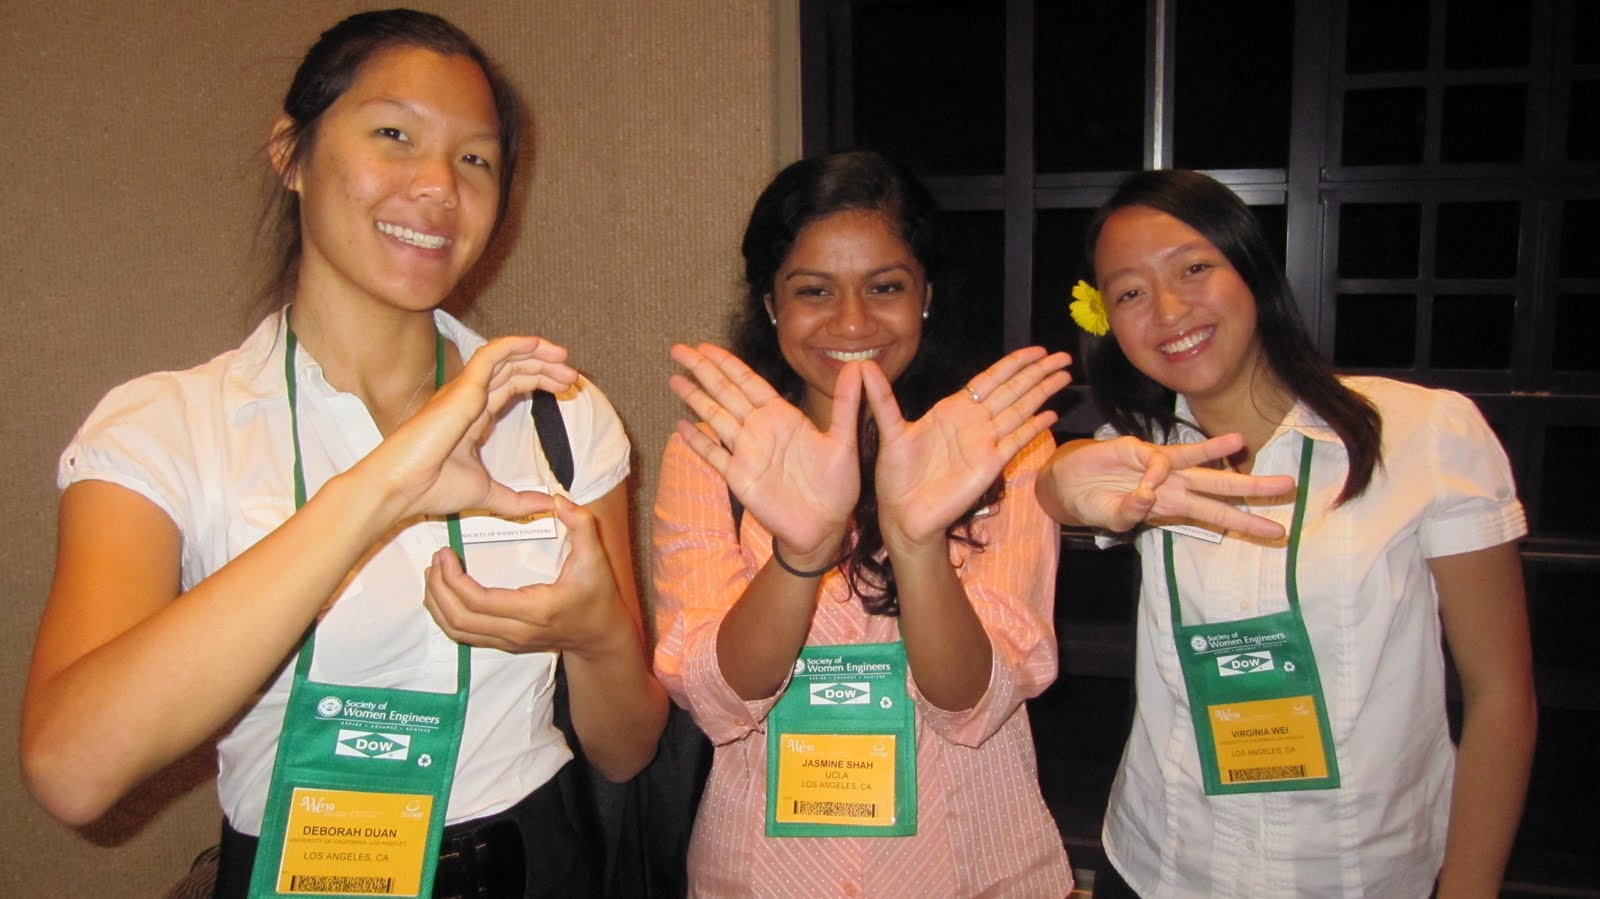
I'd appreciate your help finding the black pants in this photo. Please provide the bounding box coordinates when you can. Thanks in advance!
[213,762,599,898]
[1091,862,1145,899]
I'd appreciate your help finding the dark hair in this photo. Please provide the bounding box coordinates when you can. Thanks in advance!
[258,9,523,308]
[730,149,1000,616]
[1083,169,1380,505]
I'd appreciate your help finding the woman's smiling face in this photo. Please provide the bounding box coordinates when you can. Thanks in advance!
[1095,205,1264,410]
[287,45,504,314]
[767,209,931,426]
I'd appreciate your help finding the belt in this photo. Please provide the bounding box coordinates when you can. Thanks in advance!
[432,814,525,899]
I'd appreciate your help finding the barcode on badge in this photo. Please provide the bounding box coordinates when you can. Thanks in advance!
[287,874,396,895]
[793,799,877,818]
[1228,764,1308,783]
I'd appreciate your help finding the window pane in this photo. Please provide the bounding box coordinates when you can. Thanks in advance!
[1441,83,1528,164]
[1036,2,1146,172]
[1173,0,1293,170]
[1539,426,1600,537]
[1034,208,1096,387]
[1250,204,1289,269]
[1436,202,1520,278]
[1559,199,1600,278]
[1343,88,1427,166]
[1346,0,1429,73]
[941,210,1005,371]
[1335,294,1417,367]
[851,1,1004,175]
[1553,294,1600,372]
[1444,0,1531,69]
[1431,294,1514,369]
[1339,203,1421,278]
[1570,80,1600,162]
[1529,570,1595,667]
[1578,3,1600,64]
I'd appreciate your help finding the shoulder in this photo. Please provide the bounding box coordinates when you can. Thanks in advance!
[60,320,278,523]
[1339,376,1496,451]
[67,323,275,465]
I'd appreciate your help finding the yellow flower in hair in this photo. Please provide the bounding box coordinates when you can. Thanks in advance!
[1069,280,1109,336]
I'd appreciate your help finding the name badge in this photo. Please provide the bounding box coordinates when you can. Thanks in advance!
[1157,521,1225,544]
[275,787,434,896]
[766,643,916,837]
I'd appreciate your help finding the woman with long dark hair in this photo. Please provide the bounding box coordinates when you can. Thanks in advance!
[653,149,1075,896]
[1037,170,1534,898]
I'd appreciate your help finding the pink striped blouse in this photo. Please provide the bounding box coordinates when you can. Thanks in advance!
[652,431,1073,898]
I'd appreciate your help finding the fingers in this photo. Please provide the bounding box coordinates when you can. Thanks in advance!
[966,347,1071,408]
[424,548,538,652]
[472,336,578,389]
[669,343,792,448]
[1157,433,1247,470]
[669,344,757,420]
[995,410,1060,461]
[668,373,747,449]
[473,483,559,522]
[1109,485,1160,532]
[673,420,734,475]
[1170,497,1288,540]
[988,370,1073,437]
[856,361,903,438]
[1180,467,1296,499]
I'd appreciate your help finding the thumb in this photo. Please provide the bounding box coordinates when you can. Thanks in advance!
[552,494,601,556]
[477,482,560,521]
[829,362,865,443]
[858,362,904,435]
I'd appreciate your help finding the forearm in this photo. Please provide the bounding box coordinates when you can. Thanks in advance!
[21,470,402,824]
[714,541,838,700]
[1436,686,1538,898]
[889,538,992,711]
[564,632,670,782]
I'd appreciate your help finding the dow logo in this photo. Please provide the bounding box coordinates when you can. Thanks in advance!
[1217,652,1275,677]
[809,682,871,705]
[334,729,411,761]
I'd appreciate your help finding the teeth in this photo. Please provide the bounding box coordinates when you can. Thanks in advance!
[824,348,882,362]
[377,222,449,249]
[1160,326,1214,355]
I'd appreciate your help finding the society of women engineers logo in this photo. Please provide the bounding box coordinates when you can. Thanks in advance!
[317,696,344,718]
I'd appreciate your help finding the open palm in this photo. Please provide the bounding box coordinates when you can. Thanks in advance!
[866,347,1072,546]
[669,343,859,555]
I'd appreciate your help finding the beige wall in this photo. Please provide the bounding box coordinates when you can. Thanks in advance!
[1,2,790,894]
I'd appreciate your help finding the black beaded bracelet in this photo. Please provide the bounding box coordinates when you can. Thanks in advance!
[770,541,839,578]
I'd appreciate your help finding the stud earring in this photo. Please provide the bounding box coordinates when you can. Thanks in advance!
[921,309,930,321]
[769,315,778,326]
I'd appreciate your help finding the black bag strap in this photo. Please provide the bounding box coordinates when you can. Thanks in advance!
[529,390,574,491]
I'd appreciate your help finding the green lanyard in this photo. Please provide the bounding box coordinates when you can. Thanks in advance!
[1164,435,1342,795]
[248,321,472,898]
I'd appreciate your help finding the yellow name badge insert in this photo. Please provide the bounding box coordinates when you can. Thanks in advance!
[773,733,897,827]
[277,787,434,896]
[1207,694,1331,786]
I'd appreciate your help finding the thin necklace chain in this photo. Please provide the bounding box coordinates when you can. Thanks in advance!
[390,361,435,431]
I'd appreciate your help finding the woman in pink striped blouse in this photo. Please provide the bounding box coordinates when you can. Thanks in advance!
[652,150,1075,897]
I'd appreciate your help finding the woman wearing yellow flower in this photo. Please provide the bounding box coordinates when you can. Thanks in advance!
[1037,170,1533,898]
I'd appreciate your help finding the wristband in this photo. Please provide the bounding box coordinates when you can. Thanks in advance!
[770,541,839,578]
